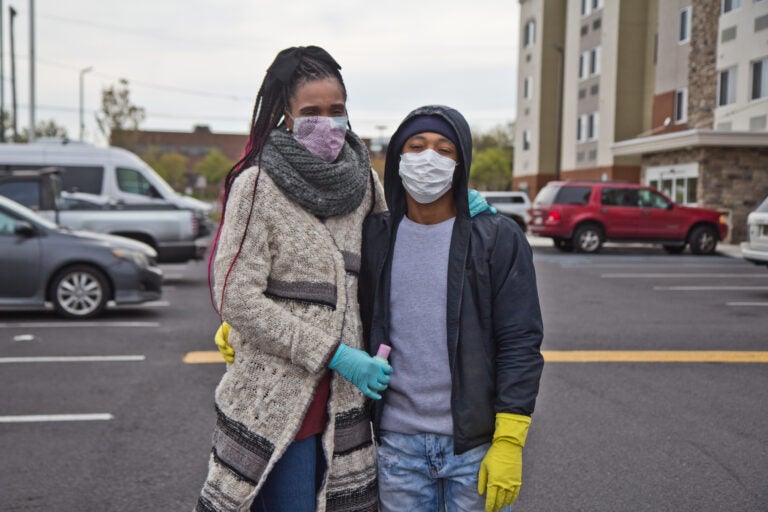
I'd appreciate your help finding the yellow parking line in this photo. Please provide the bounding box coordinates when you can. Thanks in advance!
[183,351,226,364]
[542,350,768,363]
[184,350,768,364]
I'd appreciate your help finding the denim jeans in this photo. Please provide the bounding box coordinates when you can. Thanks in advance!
[376,430,511,512]
[250,434,325,512]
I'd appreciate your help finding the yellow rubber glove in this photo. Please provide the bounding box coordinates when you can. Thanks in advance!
[478,413,531,512]
[214,322,235,364]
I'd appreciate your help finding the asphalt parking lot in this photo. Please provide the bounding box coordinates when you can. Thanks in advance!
[1,240,767,511]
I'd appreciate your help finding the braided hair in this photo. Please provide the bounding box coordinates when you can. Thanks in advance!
[223,46,347,202]
[209,46,347,314]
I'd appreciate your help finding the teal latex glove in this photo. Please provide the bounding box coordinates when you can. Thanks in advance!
[329,343,392,400]
[468,189,497,217]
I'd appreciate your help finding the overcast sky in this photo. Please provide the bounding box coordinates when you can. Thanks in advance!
[5,1,520,145]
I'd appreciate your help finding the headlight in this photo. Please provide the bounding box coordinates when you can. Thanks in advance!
[112,248,150,267]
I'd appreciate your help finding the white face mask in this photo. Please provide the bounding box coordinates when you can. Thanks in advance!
[398,149,457,204]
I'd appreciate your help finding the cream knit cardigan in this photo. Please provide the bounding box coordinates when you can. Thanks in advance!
[196,166,386,512]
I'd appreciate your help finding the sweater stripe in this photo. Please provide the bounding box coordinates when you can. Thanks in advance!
[265,278,337,309]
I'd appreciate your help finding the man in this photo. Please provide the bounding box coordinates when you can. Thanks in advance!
[358,105,544,512]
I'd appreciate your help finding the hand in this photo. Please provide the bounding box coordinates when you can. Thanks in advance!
[478,413,531,512]
[214,322,235,364]
[328,344,392,399]
[468,189,497,218]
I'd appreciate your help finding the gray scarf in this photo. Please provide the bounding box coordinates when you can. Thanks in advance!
[260,127,370,218]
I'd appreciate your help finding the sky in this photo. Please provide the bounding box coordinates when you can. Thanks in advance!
[3,1,521,146]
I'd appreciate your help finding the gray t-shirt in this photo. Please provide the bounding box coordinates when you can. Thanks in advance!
[380,215,455,435]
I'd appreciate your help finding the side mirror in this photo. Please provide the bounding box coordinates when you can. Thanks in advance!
[666,202,674,210]
[14,221,36,237]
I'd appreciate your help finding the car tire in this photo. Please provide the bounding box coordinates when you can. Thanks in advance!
[553,237,574,252]
[663,244,686,254]
[49,265,111,318]
[573,224,604,254]
[688,226,718,255]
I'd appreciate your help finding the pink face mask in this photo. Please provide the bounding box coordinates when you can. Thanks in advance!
[289,115,348,163]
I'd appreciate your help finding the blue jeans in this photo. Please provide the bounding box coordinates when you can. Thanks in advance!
[376,431,510,512]
[250,434,325,512]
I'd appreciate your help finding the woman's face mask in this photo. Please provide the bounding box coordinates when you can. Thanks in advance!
[289,115,348,163]
[398,149,457,204]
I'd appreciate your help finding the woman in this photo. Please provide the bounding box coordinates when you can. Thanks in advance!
[196,46,391,512]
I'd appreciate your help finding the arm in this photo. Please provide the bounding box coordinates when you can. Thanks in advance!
[214,169,339,374]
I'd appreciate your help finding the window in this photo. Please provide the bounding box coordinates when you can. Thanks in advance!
[602,188,638,207]
[0,181,40,210]
[588,112,600,140]
[679,7,691,43]
[722,0,741,13]
[523,76,533,100]
[523,20,536,47]
[718,67,737,106]
[579,51,589,79]
[674,88,688,122]
[592,0,603,10]
[577,115,588,142]
[522,130,531,151]
[59,166,104,194]
[638,189,671,209]
[0,209,18,235]
[590,46,601,76]
[116,167,159,197]
[555,186,592,205]
[581,0,591,17]
[752,57,768,100]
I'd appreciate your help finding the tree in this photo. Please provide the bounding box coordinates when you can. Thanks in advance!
[1,111,68,142]
[194,149,234,185]
[470,147,513,191]
[141,148,188,190]
[96,78,145,146]
[470,123,515,190]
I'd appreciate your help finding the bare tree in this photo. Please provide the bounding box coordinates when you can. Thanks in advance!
[95,79,146,146]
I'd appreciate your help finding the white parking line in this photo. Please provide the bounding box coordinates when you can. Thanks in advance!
[654,286,768,291]
[726,302,768,307]
[603,273,768,278]
[0,321,160,329]
[0,414,113,423]
[0,355,146,363]
[110,301,170,309]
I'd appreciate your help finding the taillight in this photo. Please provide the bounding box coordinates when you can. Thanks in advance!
[547,209,561,222]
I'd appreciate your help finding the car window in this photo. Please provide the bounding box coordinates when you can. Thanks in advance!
[637,189,670,209]
[554,186,591,205]
[0,181,41,210]
[59,166,104,194]
[117,167,159,197]
[0,209,17,235]
[756,196,768,213]
[602,188,638,207]
[487,196,511,204]
[533,185,560,206]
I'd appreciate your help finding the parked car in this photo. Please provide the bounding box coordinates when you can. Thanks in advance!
[740,195,768,268]
[480,191,531,231]
[0,168,207,263]
[0,139,213,236]
[528,181,728,254]
[0,194,162,318]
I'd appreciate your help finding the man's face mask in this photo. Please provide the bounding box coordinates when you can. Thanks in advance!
[398,149,457,204]
[289,115,348,163]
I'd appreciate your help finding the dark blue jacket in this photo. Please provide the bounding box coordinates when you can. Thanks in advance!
[359,105,544,454]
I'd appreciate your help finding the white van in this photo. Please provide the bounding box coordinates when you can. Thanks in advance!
[0,139,212,231]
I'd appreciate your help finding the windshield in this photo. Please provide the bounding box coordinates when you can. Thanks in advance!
[0,196,59,230]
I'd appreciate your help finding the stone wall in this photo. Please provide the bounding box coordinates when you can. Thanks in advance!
[687,0,719,130]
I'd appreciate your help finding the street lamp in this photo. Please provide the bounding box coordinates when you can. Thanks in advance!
[79,66,93,141]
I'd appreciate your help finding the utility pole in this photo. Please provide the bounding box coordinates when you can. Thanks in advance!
[9,6,17,142]
[0,0,5,143]
[28,0,35,142]
[79,67,93,141]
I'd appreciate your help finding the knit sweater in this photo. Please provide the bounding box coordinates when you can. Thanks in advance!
[196,166,386,512]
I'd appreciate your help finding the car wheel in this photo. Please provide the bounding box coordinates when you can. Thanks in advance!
[50,265,111,318]
[573,224,604,254]
[663,244,686,254]
[689,226,718,255]
[553,237,574,252]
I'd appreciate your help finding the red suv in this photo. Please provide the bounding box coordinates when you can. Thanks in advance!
[528,181,728,254]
